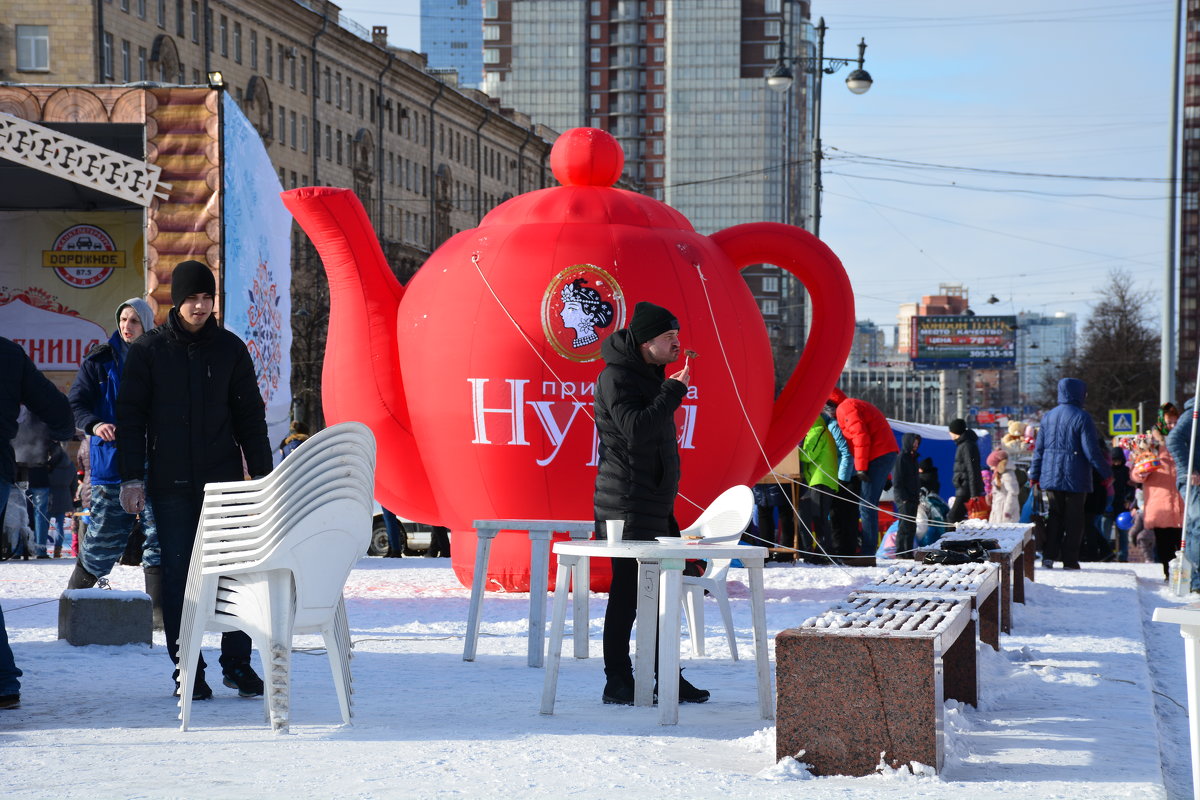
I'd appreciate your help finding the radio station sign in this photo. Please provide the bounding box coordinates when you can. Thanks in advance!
[909,315,1017,370]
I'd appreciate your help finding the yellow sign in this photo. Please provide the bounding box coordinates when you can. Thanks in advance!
[1108,409,1136,435]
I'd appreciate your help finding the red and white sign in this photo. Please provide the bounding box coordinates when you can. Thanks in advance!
[0,298,106,369]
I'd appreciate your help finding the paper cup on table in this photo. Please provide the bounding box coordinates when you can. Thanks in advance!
[606,520,625,546]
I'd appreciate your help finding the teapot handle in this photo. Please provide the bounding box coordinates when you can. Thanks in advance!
[709,222,855,473]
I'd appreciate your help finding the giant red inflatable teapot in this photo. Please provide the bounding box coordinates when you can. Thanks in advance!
[282,128,854,590]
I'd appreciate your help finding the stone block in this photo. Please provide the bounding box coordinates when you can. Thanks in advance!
[58,589,152,646]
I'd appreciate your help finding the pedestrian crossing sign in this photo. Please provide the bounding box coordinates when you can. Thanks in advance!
[1108,409,1136,435]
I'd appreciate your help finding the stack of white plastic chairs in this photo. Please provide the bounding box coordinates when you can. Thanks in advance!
[175,421,376,733]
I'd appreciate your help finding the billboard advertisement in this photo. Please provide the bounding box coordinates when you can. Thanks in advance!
[909,315,1017,370]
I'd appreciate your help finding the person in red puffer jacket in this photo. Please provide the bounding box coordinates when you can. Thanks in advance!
[828,388,899,556]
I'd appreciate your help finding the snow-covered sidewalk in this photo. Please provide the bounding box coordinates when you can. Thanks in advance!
[0,556,1192,799]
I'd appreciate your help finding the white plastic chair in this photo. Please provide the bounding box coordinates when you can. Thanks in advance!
[176,421,376,733]
[680,485,754,660]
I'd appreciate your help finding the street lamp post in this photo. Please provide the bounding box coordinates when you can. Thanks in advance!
[767,16,872,238]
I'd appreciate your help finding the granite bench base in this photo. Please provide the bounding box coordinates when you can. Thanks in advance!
[58,589,152,646]
[776,596,975,776]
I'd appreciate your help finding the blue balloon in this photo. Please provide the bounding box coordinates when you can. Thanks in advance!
[1115,511,1134,531]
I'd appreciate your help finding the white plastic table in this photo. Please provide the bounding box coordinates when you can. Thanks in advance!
[1152,604,1200,800]
[464,519,595,667]
[540,539,772,725]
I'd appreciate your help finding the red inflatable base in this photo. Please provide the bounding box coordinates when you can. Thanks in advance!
[451,529,613,593]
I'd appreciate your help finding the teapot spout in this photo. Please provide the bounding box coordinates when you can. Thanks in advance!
[280,187,441,522]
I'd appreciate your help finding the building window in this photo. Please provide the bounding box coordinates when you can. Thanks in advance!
[336,71,342,107]
[653,23,664,38]
[250,30,257,69]
[176,0,184,35]
[357,83,364,117]
[138,46,147,80]
[589,93,601,111]
[590,47,601,63]
[484,24,500,41]
[137,0,146,19]
[483,48,500,64]
[277,45,284,81]
[102,33,114,78]
[121,39,131,82]
[324,67,332,101]
[765,20,781,37]
[290,111,297,150]
[219,15,228,57]
[336,130,343,165]
[190,1,199,42]
[652,46,664,62]
[652,139,663,155]
[290,53,297,88]
[233,22,242,63]
[278,105,286,146]
[764,43,779,61]
[652,93,664,109]
[120,0,129,11]
[762,276,779,293]
[300,55,308,93]
[589,24,601,40]
[157,0,166,27]
[483,0,498,18]
[762,300,779,316]
[324,125,332,160]
[651,163,663,178]
[15,26,50,71]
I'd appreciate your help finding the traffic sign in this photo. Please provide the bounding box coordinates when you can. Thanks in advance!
[1108,409,1136,435]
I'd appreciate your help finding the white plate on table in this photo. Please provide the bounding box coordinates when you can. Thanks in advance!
[655,534,741,546]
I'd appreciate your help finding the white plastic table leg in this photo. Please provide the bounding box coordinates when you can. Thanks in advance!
[657,558,685,725]
[746,558,774,720]
[633,560,659,707]
[540,555,578,715]
[463,527,497,662]
[568,528,592,659]
[527,529,553,668]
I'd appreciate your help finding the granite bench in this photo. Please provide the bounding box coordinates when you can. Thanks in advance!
[776,594,976,776]
[855,561,1002,651]
[917,524,1033,634]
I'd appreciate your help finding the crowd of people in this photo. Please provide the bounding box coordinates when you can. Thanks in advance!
[4,274,1200,714]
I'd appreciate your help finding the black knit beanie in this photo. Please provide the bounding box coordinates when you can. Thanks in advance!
[947,419,967,435]
[171,260,216,308]
[628,301,679,345]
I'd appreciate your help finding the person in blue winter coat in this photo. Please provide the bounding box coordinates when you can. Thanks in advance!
[1166,398,1200,592]
[1029,377,1112,569]
[66,299,160,606]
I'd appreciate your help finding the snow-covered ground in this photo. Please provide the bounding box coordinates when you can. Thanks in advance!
[0,554,1193,799]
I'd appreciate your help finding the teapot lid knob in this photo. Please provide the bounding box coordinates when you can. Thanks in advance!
[550,127,625,187]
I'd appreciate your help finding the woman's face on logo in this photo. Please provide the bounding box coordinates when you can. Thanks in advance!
[560,300,588,331]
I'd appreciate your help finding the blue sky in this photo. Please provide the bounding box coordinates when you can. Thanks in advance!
[340,1,1178,341]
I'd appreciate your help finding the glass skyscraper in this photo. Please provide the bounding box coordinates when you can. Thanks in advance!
[421,0,485,88]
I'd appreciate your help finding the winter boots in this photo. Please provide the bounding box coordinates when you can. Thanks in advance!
[66,562,99,590]
[143,565,163,630]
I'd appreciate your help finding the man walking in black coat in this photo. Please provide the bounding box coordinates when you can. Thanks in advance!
[116,260,273,700]
[947,419,984,525]
[893,433,922,557]
[593,301,708,706]
[0,337,74,708]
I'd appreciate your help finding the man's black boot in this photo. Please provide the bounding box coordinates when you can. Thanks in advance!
[66,562,98,590]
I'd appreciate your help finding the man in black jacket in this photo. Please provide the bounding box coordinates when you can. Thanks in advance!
[0,337,74,708]
[116,260,273,701]
[893,432,922,556]
[593,301,708,706]
[947,418,984,524]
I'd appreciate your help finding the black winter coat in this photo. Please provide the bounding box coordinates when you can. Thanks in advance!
[952,429,985,497]
[0,337,74,484]
[592,328,687,540]
[115,310,272,492]
[893,433,921,503]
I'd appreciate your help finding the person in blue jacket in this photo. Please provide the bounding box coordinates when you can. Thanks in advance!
[1166,398,1200,592]
[66,299,160,610]
[1029,378,1112,569]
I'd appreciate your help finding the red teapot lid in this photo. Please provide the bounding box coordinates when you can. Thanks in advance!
[480,128,694,231]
